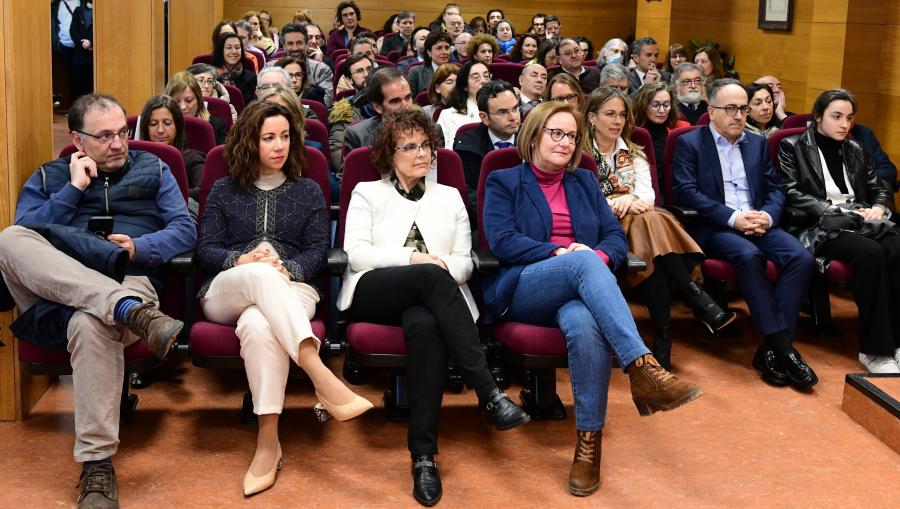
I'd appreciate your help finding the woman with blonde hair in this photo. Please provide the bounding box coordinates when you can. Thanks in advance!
[544,72,585,111]
[164,70,228,145]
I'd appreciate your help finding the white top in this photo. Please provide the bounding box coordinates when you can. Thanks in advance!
[253,172,288,256]
[337,179,478,319]
[596,137,655,204]
[817,148,855,204]
[436,98,480,149]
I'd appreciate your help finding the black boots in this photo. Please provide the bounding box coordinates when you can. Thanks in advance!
[685,282,737,334]
[652,326,673,371]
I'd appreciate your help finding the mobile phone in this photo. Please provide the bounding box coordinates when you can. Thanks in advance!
[87,216,114,238]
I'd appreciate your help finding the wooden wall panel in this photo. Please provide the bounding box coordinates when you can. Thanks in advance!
[0,0,55,421]
[223,1,637,54]
[94,0,166,115]
[169,0,225,74]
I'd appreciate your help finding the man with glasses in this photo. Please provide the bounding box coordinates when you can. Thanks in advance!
[279,23,334,106]
[627,36,669,94]
[454,80,522,214]
[407,31,453,96]
[445,13,466,40]
[672,79,817,392]
[336,37,380,94]
[555,38,602,93]
[672,62,707,125]
[452,32,472,62]
[0,93,195,509]
[529,13,547,37]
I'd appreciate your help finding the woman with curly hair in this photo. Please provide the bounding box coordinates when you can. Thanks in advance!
[198,101,373,497]
[467,33,499,65]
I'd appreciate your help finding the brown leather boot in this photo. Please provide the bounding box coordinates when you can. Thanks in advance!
[568,430,601,496]
[627,354,703,416]
[122,302,183,359]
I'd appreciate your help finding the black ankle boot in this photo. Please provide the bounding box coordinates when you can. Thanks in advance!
[411,455,442,506]
[652,326,672,370]
[685,282,737,333]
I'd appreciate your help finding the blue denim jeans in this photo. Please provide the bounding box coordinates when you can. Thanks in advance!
[505,250,650,431]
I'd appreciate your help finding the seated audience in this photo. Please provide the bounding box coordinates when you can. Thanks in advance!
[518,63,547,114]
[234,20,268,68]
[597,38,628,66]
[428,3,460,32]
[243,11,276,56]
[211,20,260,72]
[444,13,466,42]
[0,93,194,508]
[494,19,517,54]
[256,84,324,151]
[164,71,229,145]
[582,88,735,367]
[381,11,416,56]
[187,62,239,123]
[338,109,530,507]
[574,36,594,62]
[777,89,900,373]
[544,72,585,111]
[671,62,707,125]
[664,43,688,74]
[398,27,431,73]
[754,75,794,123]
[672,79,818,391]
[482,101,702,497]
[302,23,329,66]
[544,14,561,41]
[744,82,780,137]
[280,23,334,107]
[627,37,669,94]
[509,32,540,63]
[437,60,490,148]
[536,39,559,68]
[528,13,546,37]
[453,80,522,212]
[376,14,400,54]
[633,81,690,180]
[451,32,472,62]
[407,31,453,96]
[344,67,414,160]
[326,1,369,57]
[486,9,504,32]
[694,46,726,81]
[274,56,327,108]
[851,122,898,191]
[469,16,488,36]
[258,10,278,49]
[555,38,602,93]
[468,34,499,66]
[336,36,379,94]
[256,66,293,93]
[598,63,629,93]
[423,63,459,118]
[199,102,373,497]
[212,32,257,107]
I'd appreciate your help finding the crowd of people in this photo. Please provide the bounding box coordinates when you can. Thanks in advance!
[6,3,899,508]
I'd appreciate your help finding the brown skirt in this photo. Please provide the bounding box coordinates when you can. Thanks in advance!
[620,208,703,287]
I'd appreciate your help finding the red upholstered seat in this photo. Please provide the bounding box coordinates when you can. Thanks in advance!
[301,99,328,125]
[825,260,853,282]
[491,322,567,356]
[488,62,525,85]
[205,96,234,130]
[782,113,813,130]
[345,323,408,355]
[223,85,245,113]
[701,258,779,283]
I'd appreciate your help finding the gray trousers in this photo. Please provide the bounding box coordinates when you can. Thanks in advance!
[0,225,157,462]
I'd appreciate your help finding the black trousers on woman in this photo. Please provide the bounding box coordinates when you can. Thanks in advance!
[817,231,900,356]
[348,264,496,456]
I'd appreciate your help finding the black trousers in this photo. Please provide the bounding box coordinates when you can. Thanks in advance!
[817,231,900,356]
[57,46,93,102]
[639,253,698,328]
[348,264,495,456]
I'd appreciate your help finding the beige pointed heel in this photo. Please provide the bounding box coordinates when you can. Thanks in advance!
[243,444,283,497]
[315,391,374,421]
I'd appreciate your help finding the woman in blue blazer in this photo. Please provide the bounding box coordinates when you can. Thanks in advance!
[482,102,703,497]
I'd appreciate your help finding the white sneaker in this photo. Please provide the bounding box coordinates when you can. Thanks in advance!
[859,353,900,374]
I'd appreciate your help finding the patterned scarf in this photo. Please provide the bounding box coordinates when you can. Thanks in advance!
[592,137,636,198]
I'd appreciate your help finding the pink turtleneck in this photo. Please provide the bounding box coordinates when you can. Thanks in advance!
[530,164,609,265]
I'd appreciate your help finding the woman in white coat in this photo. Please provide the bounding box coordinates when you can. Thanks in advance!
[337,109,529,506]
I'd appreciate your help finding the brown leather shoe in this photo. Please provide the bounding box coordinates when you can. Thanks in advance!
[568,430,601,496]
[77,463,119,509]
[627,354,703,416]
[122,302,183,359]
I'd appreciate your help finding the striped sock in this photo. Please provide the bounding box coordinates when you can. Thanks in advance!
[113,298,142,323]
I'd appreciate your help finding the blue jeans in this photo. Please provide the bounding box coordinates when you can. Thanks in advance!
[505,250,650,431]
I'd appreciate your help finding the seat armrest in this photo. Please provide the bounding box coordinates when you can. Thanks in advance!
[168,250,194,272]
[626,253,647,273]
[471,249,500,273]
[327,247,348,276]
[662,204,698,221]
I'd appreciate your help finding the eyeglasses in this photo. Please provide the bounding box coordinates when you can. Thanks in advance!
[469,72,492,82]
[649,101,671,111]
[195,77,215,85]
[551,93,579,104]
[542,127,579,144]
[395,142,433,154]
[710,104,751,117]
[559,47,584,58]
[76,127,131,145]
[488,104,521,117]
[679,78,705,87]
[599,110,628,120]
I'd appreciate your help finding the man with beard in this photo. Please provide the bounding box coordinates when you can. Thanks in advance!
[672,62,707,125]
[280,23,334,106]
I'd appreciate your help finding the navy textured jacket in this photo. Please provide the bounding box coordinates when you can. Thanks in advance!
[481,163,628,321]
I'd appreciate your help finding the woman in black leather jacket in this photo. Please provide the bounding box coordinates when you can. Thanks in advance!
[777,89,900,374]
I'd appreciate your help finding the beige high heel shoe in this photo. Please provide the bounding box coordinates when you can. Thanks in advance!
[243,444,283,497]
[315,391,374,421]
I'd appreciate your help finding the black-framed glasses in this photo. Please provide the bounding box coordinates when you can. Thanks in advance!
[552,93,579,104]
[542,127,579,144]
[710,104,751,117]
[288,72,304,79]
[75,127,131,145]
[649,101,671,111]
[679,77,705,87]
[488,104,521,117]
[559,47,584,58]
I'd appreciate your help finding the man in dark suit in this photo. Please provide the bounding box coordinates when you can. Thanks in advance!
[672,79,818,391]
[627,36,670,95]
[453,80,521,214]
[555,38,602,93]
[344,67,413,156]
[672,62,708,125]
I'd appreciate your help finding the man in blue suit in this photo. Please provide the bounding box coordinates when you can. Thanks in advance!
[672,79,818,391]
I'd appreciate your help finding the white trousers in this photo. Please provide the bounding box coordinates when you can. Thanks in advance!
[201,263,320,414]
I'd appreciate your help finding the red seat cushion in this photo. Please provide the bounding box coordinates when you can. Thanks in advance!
[702,259,779,283]
[190,319,326,357]
[825,260,853,282]
[491,322,567,356]
[346,323,408,355]
[18,339,155,364]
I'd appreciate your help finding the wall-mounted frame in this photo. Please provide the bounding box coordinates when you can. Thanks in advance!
[758,0,794,31]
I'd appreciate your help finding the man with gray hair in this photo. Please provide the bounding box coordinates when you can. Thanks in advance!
[672,62,707,125]
[599,63,629,93]
[628,36,668,94]
[380,11,416,55]
[556,37,602,93]
[256,65,292,93]
[518,63,547,114]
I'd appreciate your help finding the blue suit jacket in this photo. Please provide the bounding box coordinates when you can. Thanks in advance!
[671,126,784,245]
[481,163,627,321]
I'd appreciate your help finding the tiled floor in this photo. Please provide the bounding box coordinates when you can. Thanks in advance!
[1,293,898,508]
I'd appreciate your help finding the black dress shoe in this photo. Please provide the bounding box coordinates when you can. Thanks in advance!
[411,455,441,507]
[482,389,531,430]
[751,346,789,387]
[782,349,818,391]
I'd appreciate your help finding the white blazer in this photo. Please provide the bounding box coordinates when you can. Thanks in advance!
[337,179,479,320]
